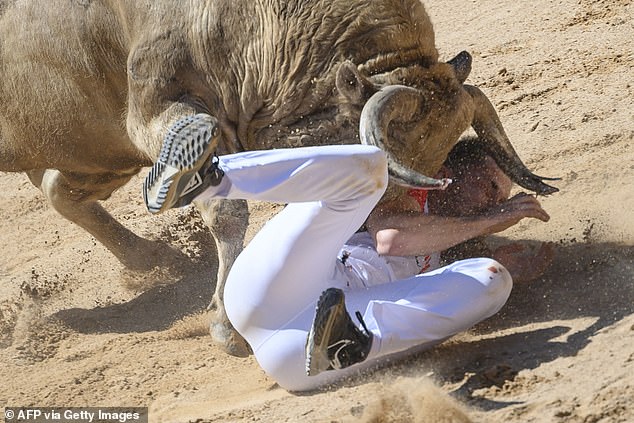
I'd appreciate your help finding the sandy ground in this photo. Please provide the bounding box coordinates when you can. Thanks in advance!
[1,0,633,421]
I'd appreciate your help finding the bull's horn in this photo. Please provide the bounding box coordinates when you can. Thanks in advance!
[447,51,472,84]
[359,85,451,190]
[464,84,560,195]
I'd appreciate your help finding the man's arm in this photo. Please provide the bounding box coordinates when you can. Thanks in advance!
[367,192,550,257]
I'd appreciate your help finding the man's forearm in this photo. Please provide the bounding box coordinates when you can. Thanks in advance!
[369,213,498,256]
[368,193,549,257]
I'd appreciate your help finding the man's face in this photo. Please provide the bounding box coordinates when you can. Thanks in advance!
[434,156,513,216]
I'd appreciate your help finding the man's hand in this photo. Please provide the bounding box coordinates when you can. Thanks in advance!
[485,192,550,235]
[493,241,555,284]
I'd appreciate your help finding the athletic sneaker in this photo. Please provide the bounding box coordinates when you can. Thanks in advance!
[305,287,373,376]
[143,113,224,214]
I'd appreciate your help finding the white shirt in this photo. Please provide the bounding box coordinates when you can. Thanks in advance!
[334,228,441,290]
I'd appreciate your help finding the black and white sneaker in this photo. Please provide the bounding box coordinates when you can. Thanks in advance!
[306,288,373,376]
[143,114,224,214]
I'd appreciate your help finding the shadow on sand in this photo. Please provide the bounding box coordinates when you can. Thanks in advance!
[52,225,219,334]
[395,240,634,410]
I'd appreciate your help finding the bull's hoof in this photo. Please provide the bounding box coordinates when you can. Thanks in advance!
[209,320,252,358]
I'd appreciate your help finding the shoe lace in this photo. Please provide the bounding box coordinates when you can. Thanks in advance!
[355,311,371,337]
[325,310,373,371]
[208,155,224,184]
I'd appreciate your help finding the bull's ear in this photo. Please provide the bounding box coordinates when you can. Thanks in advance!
[447,51,472,84]
[336,61,374,104]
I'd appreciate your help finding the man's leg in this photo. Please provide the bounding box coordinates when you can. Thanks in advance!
[346,257,512,357]
[297,257,512,390]
[143,133,389,389]
[252,255,512,392]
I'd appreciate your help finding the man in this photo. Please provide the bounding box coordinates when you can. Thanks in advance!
[144,114,551,392]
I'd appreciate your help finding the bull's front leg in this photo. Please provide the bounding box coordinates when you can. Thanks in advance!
[127,95,250,355]
[195,198,252,357]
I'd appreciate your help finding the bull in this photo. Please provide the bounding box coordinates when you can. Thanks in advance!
[0,0,557,356]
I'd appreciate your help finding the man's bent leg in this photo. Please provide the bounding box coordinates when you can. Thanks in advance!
[275,257,512,391]
[144,129,389,390]
[348,258,513,358]
[197,146,389,388]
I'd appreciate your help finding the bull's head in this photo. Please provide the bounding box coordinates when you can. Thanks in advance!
[336,52,559,195]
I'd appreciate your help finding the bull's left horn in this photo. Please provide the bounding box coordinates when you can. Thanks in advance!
[359,85,451,190]
[464,84,559,195]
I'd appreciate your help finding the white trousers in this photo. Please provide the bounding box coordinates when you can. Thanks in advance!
[196,145,512,392]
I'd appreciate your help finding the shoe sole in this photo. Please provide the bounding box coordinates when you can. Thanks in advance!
[305,288,346,376]
[143,114,220,214]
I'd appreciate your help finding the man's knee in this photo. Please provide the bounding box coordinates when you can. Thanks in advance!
[354,146,388,196]
[449,257,512,307]
[481,258,513,306]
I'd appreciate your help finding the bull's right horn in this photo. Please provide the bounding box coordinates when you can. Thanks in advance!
[359,85,451,190]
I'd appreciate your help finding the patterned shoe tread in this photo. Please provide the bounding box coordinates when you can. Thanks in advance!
[144,114,220,214]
